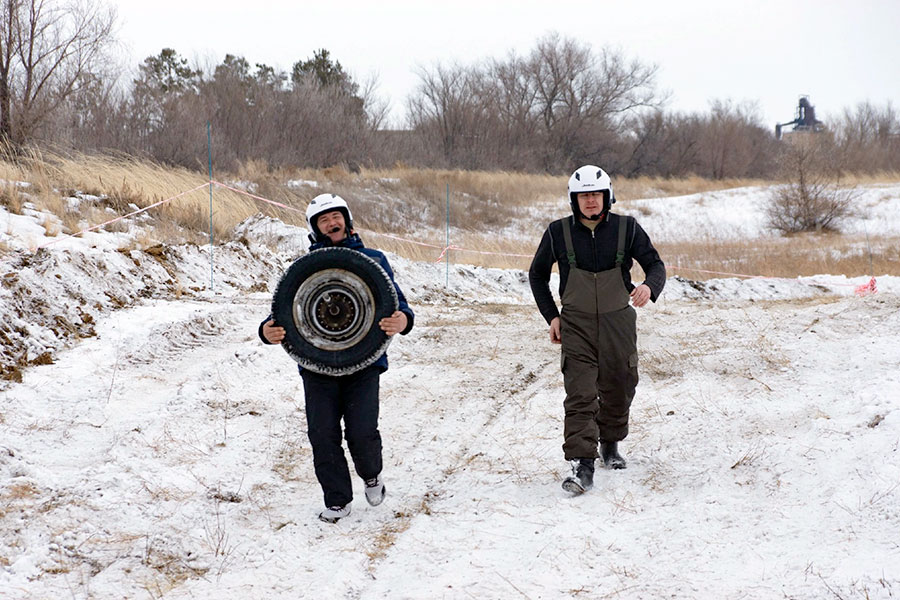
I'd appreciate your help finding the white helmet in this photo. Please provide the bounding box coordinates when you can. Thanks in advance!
[567,165,615,218]
[306,193,353,241]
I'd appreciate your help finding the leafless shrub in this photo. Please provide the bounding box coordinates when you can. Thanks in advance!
[730,441,764,469]
[203,502,236,577]
[767,136,858,234]
[768,184,857,234]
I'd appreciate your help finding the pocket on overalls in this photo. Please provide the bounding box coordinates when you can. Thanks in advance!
[627,352,639,389]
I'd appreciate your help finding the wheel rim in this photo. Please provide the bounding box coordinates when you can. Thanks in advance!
[293,268,376,351]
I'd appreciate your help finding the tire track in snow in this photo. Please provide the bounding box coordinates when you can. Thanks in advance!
[121,308,250,367]
[0,296,282,600]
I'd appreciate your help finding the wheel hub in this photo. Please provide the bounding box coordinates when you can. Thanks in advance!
[293,269,375,351]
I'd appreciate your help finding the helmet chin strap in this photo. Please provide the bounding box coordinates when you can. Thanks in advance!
[309,226,347,244]
[578,209,604,221]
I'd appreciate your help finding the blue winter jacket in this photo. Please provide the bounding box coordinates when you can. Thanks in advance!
[258,233,414,373]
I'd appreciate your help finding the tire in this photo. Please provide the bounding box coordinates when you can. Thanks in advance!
[271,247,398,376]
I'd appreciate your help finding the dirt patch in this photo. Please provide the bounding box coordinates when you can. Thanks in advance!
[30,352,54,366]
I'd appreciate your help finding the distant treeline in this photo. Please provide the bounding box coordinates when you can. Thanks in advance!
[1,0,897,178]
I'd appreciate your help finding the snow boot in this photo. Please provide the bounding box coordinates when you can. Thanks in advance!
[601,442,626,469]
[318,504,351,523]
[364,475,386,507]
[562,458,595,495]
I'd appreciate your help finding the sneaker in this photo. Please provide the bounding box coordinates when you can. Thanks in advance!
[364,475,386,507]
[601,442,626,469]
[561,458,595,494]
[318,504,351,523]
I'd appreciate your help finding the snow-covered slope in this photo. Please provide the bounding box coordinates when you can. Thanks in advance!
[1,186,898,599]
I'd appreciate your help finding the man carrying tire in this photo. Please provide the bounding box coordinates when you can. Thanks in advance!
[259,193,414,523]
[529,166,665,495]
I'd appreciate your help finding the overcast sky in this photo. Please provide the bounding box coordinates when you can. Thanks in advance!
[115,0,900,130]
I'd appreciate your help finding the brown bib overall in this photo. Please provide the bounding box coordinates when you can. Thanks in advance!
[559,215,639,460]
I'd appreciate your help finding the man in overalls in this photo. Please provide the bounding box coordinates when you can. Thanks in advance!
[529,165,666,494]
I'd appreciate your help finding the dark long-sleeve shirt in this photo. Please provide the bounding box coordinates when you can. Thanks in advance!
[528,213,666,325]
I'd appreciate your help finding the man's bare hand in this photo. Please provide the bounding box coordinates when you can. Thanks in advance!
[630,284,652,308]
[262,319,285,344]
[379,311,408,336]
[549,317,561,344]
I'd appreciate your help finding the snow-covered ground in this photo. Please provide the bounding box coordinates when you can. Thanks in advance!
[1,185,899,599]
[490,183,900,245]
[619,183,900,242]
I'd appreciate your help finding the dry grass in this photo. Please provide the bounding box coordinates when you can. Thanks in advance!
[3,481,40,500]
[616,175,766,200]
[321,167,561,235]
[841,171,900,185]
[365,513,414,565]
[361,228,536,268]
[0,156,28,182]
[271,439,313,482]
[0,182,25,212]
[0,145,30,209]
[362,224,900,278]
[367,166,562,205]
[4,151,900,278]
[42,217,62,237]
[6,150,304,242]
[46,152,255,238]
[658,233,900,279]
[364,491,441,567]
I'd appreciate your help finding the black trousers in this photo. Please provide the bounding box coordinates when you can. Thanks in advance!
[301,365,383,507]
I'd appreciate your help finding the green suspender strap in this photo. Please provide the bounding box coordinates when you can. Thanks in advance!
[615,215,628,266]
[561,217,577,267]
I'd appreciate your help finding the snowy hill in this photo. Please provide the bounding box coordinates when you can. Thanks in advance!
[1,186,898,599]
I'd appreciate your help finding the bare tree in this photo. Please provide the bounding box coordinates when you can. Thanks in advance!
[660,113,705,175]
[480,53,540,167]
[41,66,122,149]
[406,33,663,172]
[834,101,900,173]
[406,62,486,168]
[0,0,116,146]
[698,100,774,179]
[358,73,389,131]
[526,33,662,169]
[622,110,670,176]
[0,1,17,142]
